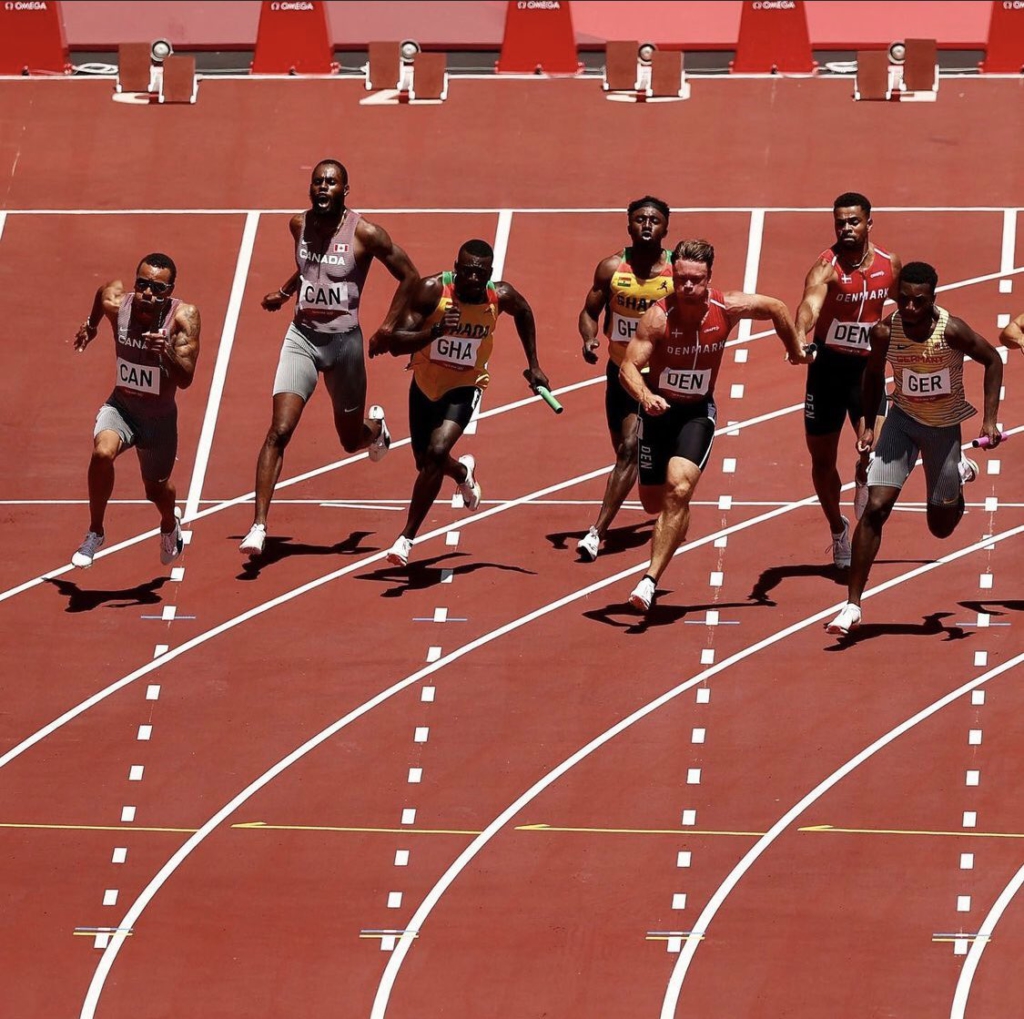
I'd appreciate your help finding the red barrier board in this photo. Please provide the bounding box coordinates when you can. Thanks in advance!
[251,0,336,75]
[497,0,580,74]
[732,0,816,73]
[0,0,69,75]
[982,0,1024,72]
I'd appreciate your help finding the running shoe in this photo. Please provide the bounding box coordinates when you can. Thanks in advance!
[831,515,852,569]
[159,508,184,565]
[628,575,657,613]
[958,456,979,485]
[457,454,482,512]
[576,527,601,562]
[368,405,391,462]
[239,523,267,557]
[71,530,104,569]
[826,602,862,636]
[386,535,412,567]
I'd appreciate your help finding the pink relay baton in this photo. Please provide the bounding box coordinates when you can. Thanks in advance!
[972,433,1009,449]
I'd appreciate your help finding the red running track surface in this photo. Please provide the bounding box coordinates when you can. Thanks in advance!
[1,77,1022,1018]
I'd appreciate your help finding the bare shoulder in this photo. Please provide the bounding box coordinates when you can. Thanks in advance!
[803,257,837,289]
[173,302,202,336]
[288,213,304,238]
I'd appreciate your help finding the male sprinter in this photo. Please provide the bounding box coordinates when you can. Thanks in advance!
[795,192,900,566]
[370,239,550,567]
[72,253,201,568]
[828,262,1003,635]
[576,196,673,561]
[622,239,809,613]
[240,159,419,556]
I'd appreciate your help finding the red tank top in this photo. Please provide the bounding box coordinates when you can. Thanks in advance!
[816,244,895,357]
[649,289,732,402]
[294,209,368,334]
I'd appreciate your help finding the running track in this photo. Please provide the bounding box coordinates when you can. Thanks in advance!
[1,76,1023,1018]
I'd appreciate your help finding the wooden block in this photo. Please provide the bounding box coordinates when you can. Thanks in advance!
[160,55,196,104]
[855,50,890,100]
[650,49,683,97]
[411,52,446,100]
[904,38,937,92]
[117,42,152,93]
[604,40,639,91]
[367,41,401,90]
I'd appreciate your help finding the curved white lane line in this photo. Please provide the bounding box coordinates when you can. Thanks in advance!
[950,859,1024,1018]
[364,526,1024,1017]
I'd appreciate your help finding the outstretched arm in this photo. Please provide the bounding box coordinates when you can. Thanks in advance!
[794,260,834,349]
[497,282,549,391]
[578,256,616,364]
[725,290,811,363]
[75,280,124,351]
[947,316,1004,447]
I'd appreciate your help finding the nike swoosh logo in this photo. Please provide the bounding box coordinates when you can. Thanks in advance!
[342,405,361,414]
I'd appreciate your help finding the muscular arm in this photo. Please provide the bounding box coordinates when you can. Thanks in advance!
[946,316,1004,446]
[157,302,202,389]
[262,214,304,311]
[795,261,834,345]
[859,319,892,450]
[886,253,903,300]
[724,290,809,362]
[374,276,446,357]
[578,256,617,364]
[361,220,421,333]
[621,304,667,413]
[999,311,1024,351]
[75,280,124,351]
[497,281,549,391]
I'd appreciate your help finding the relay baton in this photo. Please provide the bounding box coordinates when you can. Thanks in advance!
[972,433,1009,449]
[536,386,564,414]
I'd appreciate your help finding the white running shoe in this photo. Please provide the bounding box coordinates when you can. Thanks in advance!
[826,602,862,635]
[457,454,482,512]
[831,515,852,569]
[958,456,979,485]
[71,530,104,569]
[577,527,601,562]
[239,523,267,557]
[386,535,412,567]
[368,405,391,462]
[628,575,656,612]
[159,508,184,565]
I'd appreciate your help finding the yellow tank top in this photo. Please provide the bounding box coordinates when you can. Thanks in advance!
[605,248,674,366]
[888,307,975,426]
[411,272,500,400]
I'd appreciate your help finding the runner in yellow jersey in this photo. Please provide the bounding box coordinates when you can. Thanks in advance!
[576,196,673,561]
[370,239,550,567]
[828,262,1004,635]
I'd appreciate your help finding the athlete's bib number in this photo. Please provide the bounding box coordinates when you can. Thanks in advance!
[825,319,874,351]
[430,333,483,369]
[658,367,710,397]
[300,279,351,313]
[610,313,639,344]
[116,356,160,395]
[903,367,952,398]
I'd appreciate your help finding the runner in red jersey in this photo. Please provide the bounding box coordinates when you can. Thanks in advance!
[619,239,810,613]
[795,192,901,569]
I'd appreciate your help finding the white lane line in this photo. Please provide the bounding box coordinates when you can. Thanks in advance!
[0,212,6,242]
[492,209,513,281]
[737,209,765,344]
[370,524,1024,1019]
[660,627,1024,1018]
[1001,209,1017,276]
[10,206,1022,215]
[183,211,260,522]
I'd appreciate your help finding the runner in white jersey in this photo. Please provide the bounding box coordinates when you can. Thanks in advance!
[71,252,201,569]
[240,159,420,557]
[827,261,1003,636]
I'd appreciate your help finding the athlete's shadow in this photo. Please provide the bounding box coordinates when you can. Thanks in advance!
[750,557,931,605]
[959,599,1024,620]
[358,552,535,598]
[825,610,968,649]
[546,520,653,557]
[583,597,769,634]
[45,575,171,614]
[236,530,375,580]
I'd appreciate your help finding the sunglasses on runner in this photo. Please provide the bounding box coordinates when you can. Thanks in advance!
[135,277,172,295]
